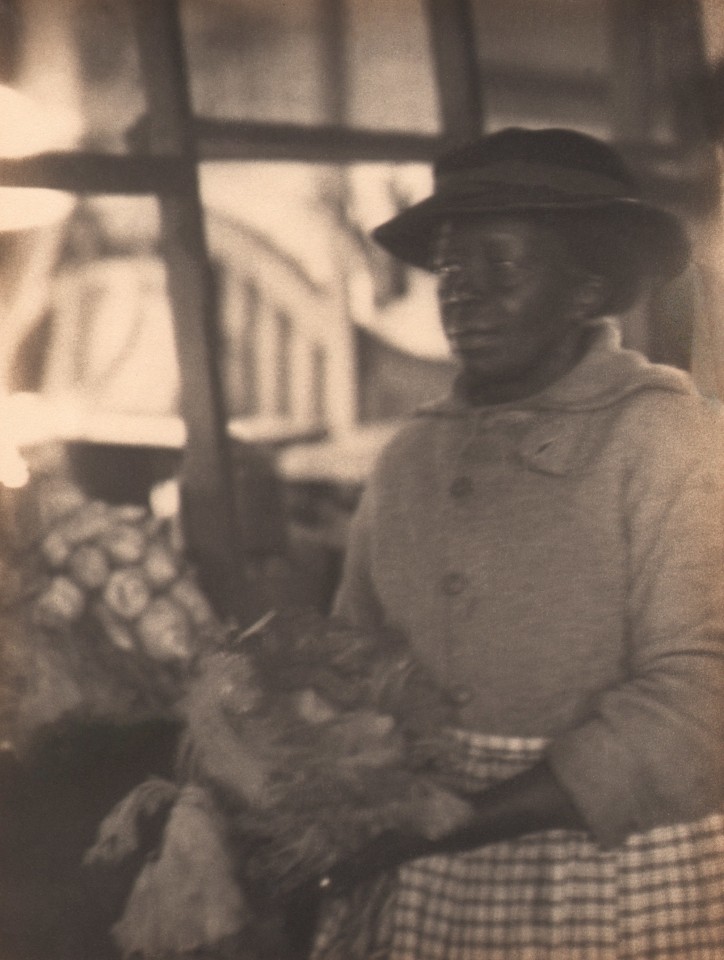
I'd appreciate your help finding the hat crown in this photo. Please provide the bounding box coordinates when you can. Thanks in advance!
[434,127,639,197]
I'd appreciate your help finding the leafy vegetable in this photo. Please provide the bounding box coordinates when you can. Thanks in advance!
[87,608,474,959]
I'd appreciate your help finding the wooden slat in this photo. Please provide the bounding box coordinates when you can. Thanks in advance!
[129,0,249,621]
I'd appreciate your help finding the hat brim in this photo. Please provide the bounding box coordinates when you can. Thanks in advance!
[371,191,690,280]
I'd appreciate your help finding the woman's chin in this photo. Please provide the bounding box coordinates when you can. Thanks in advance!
[457,349,523,383]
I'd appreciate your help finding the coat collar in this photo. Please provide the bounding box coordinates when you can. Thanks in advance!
[417,319,693,419]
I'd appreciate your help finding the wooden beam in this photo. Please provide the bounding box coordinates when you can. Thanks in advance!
[0,152,187,194]
[606,0,719,217]
[607,0,714,152]
[651,0,712,148]
[189,120,722,213]
[129,0,249,621]
[131,116,446,163]
[0,124,714,214]
[423,0,484,144]
[607,0,655,142]
[319,0,349,126]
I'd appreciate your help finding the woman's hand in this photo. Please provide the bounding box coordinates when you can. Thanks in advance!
[317,830,438,896]
[317,760,587,895]
[427,759,587,856]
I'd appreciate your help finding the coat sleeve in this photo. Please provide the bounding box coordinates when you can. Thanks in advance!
[547,394,724,847]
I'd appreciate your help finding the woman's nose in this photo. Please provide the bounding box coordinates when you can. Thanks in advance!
[435,260,467,291]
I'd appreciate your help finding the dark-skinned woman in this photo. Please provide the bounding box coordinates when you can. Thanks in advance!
[311,128,724,960]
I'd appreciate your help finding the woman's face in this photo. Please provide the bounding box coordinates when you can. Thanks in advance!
[433,216,590,400]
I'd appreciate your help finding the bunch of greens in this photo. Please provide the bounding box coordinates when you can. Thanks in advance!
[87,608,473,959]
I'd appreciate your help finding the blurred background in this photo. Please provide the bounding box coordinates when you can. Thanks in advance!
[0,2,723,955]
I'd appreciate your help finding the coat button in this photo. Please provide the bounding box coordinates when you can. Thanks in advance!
[450,684,474,705]
[449,476,474,499]
[441,571,467,595]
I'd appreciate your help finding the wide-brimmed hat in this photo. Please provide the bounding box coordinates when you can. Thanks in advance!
[372,128,690,279]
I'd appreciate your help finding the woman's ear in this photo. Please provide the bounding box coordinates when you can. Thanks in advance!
[565,273,608,321]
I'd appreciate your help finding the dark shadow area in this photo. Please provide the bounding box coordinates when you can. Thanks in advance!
[0,719,180,960]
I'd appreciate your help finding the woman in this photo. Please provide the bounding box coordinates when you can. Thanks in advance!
[312,128,724,958]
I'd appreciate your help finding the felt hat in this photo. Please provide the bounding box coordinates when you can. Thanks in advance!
[372,127,690,279]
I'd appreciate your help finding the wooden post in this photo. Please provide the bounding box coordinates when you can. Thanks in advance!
[318,0,359,436]
[607,0,718,370]
[424,0,484,145]
[607,0,657,142]
[130,0,250,621]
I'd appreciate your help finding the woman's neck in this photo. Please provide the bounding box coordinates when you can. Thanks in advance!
[456,325,593,407]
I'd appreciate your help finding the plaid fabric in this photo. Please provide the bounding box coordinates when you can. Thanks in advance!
[312,730,724,960]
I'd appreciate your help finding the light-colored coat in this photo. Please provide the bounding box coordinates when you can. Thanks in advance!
[334,321,724,847]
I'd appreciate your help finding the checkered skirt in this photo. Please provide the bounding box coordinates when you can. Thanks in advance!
[311,730,724,960]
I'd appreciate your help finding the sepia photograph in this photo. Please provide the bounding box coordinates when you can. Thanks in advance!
[0,2,722,958]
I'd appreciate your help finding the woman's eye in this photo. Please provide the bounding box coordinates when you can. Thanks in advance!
[432,261,461,277]
[491,259,521,283]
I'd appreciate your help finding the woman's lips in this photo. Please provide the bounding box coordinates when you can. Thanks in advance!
[440,291,478,304]
[449,330,505,351]
[441,297,507,349]
[445,321,506,342]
